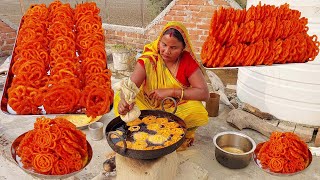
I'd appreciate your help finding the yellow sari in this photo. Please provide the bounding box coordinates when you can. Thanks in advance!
[114,21,208,143]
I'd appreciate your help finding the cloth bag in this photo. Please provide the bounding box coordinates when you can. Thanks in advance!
[118,78,141,122]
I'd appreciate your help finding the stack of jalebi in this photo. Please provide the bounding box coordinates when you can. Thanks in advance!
[7,1,113,118]
[75,2,113,118]
[201,3,320,67]
[43,1,81,114]
[17,117,88,175]
[255,132,310,174]
[8,4,49,114]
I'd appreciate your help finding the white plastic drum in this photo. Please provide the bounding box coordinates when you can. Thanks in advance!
[237,0,320,126]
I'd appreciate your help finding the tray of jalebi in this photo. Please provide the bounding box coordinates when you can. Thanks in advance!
[200,3,320,69]
[0,1,113,122]
[253,132,312,176]
[11,117,93,179]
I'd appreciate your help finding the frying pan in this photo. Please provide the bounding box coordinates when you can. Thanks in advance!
[105,97,187,160]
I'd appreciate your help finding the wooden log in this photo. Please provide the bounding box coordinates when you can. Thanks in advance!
[241,103,274,120]
[227,109,284,137]
[116,151,178,180]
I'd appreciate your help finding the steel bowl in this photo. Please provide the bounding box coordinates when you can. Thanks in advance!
[11,132,93,179]
[213,131,256,169]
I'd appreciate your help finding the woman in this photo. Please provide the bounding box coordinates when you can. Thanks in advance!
[114,21,209,150]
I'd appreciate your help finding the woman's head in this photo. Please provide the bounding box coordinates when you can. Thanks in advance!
[159,28,186,62]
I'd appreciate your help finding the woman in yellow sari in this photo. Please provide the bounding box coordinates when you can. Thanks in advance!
[114,21,209,150]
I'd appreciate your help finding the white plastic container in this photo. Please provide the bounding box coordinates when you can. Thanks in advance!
[237,0,320,126]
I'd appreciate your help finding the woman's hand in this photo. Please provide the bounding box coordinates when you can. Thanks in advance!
[149,89,173,101]
[118,91,134,115]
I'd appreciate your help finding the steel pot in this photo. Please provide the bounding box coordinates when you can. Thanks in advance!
[213,131,256,169]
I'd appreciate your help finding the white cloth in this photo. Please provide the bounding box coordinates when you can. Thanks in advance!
[119,77,141,122]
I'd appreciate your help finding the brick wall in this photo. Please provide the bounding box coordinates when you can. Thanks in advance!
[0,20,17,57]
[104,0,231,56]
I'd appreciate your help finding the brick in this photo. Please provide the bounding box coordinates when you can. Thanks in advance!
[315,128,320,147]
[198,11,214,18]
[189,29,204,36]
[193,40,204,48]
[189,35,200,41]
[186,5,202,12]
[197,24,211,30]
[1,45,14,51]
[180,23,194,30]
[277,121,296,132]
[126,33,138,39]
[2,50,12,56]
[168,10,177,16]
[176,0,188,5]
[164,16,173,21]
[116,31,125,37]
[189,0,207,5]
[201,6,217,12]
[0,40,4,47]
[293,125,314,142]
[214,0,230,6]
[172,16,185,22]
[5,38,16,45]
[6,32,17,39]
[171,5,185,10]
[199,35,208,41]
[110,36,123,41]
[136,34,143,39]
[0,26,15,33]
[200,18,212,24]
[0,33,7,40]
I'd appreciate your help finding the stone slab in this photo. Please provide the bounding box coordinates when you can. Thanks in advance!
[277,121,296,132]
[293,125,314,142]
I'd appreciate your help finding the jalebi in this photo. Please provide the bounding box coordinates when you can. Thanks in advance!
[255,132,310,174]
[17,117,88,175]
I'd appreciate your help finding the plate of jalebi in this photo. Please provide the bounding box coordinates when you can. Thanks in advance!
[200,3,320,68]
[11,117,92,179]
[253,132,312,176]
[1,1,113,118]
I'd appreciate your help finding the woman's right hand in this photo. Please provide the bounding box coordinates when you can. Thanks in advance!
[118,91,134,115]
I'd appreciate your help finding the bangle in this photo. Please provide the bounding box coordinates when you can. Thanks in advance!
[180,88,184,101]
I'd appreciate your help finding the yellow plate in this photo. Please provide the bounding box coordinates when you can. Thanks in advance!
[56,115,102,129]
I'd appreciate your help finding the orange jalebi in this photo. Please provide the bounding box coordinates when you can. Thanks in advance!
[256,132,310,174]
[201,3,320,67]
[8,1,113,118]
[17,117,88,175]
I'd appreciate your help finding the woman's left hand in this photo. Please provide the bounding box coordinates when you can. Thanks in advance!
[149,89,172,101]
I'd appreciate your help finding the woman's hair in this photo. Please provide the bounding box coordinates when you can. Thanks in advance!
[163,28,186,48]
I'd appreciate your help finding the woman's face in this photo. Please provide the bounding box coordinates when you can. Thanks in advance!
[159,34,184,63]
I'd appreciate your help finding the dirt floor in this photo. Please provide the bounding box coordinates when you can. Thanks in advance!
[210,69,238,86]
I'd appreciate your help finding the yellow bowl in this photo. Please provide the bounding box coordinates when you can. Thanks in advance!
[56,115,102,129]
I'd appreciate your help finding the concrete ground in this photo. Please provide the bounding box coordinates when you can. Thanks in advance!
[0,94,319,180]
